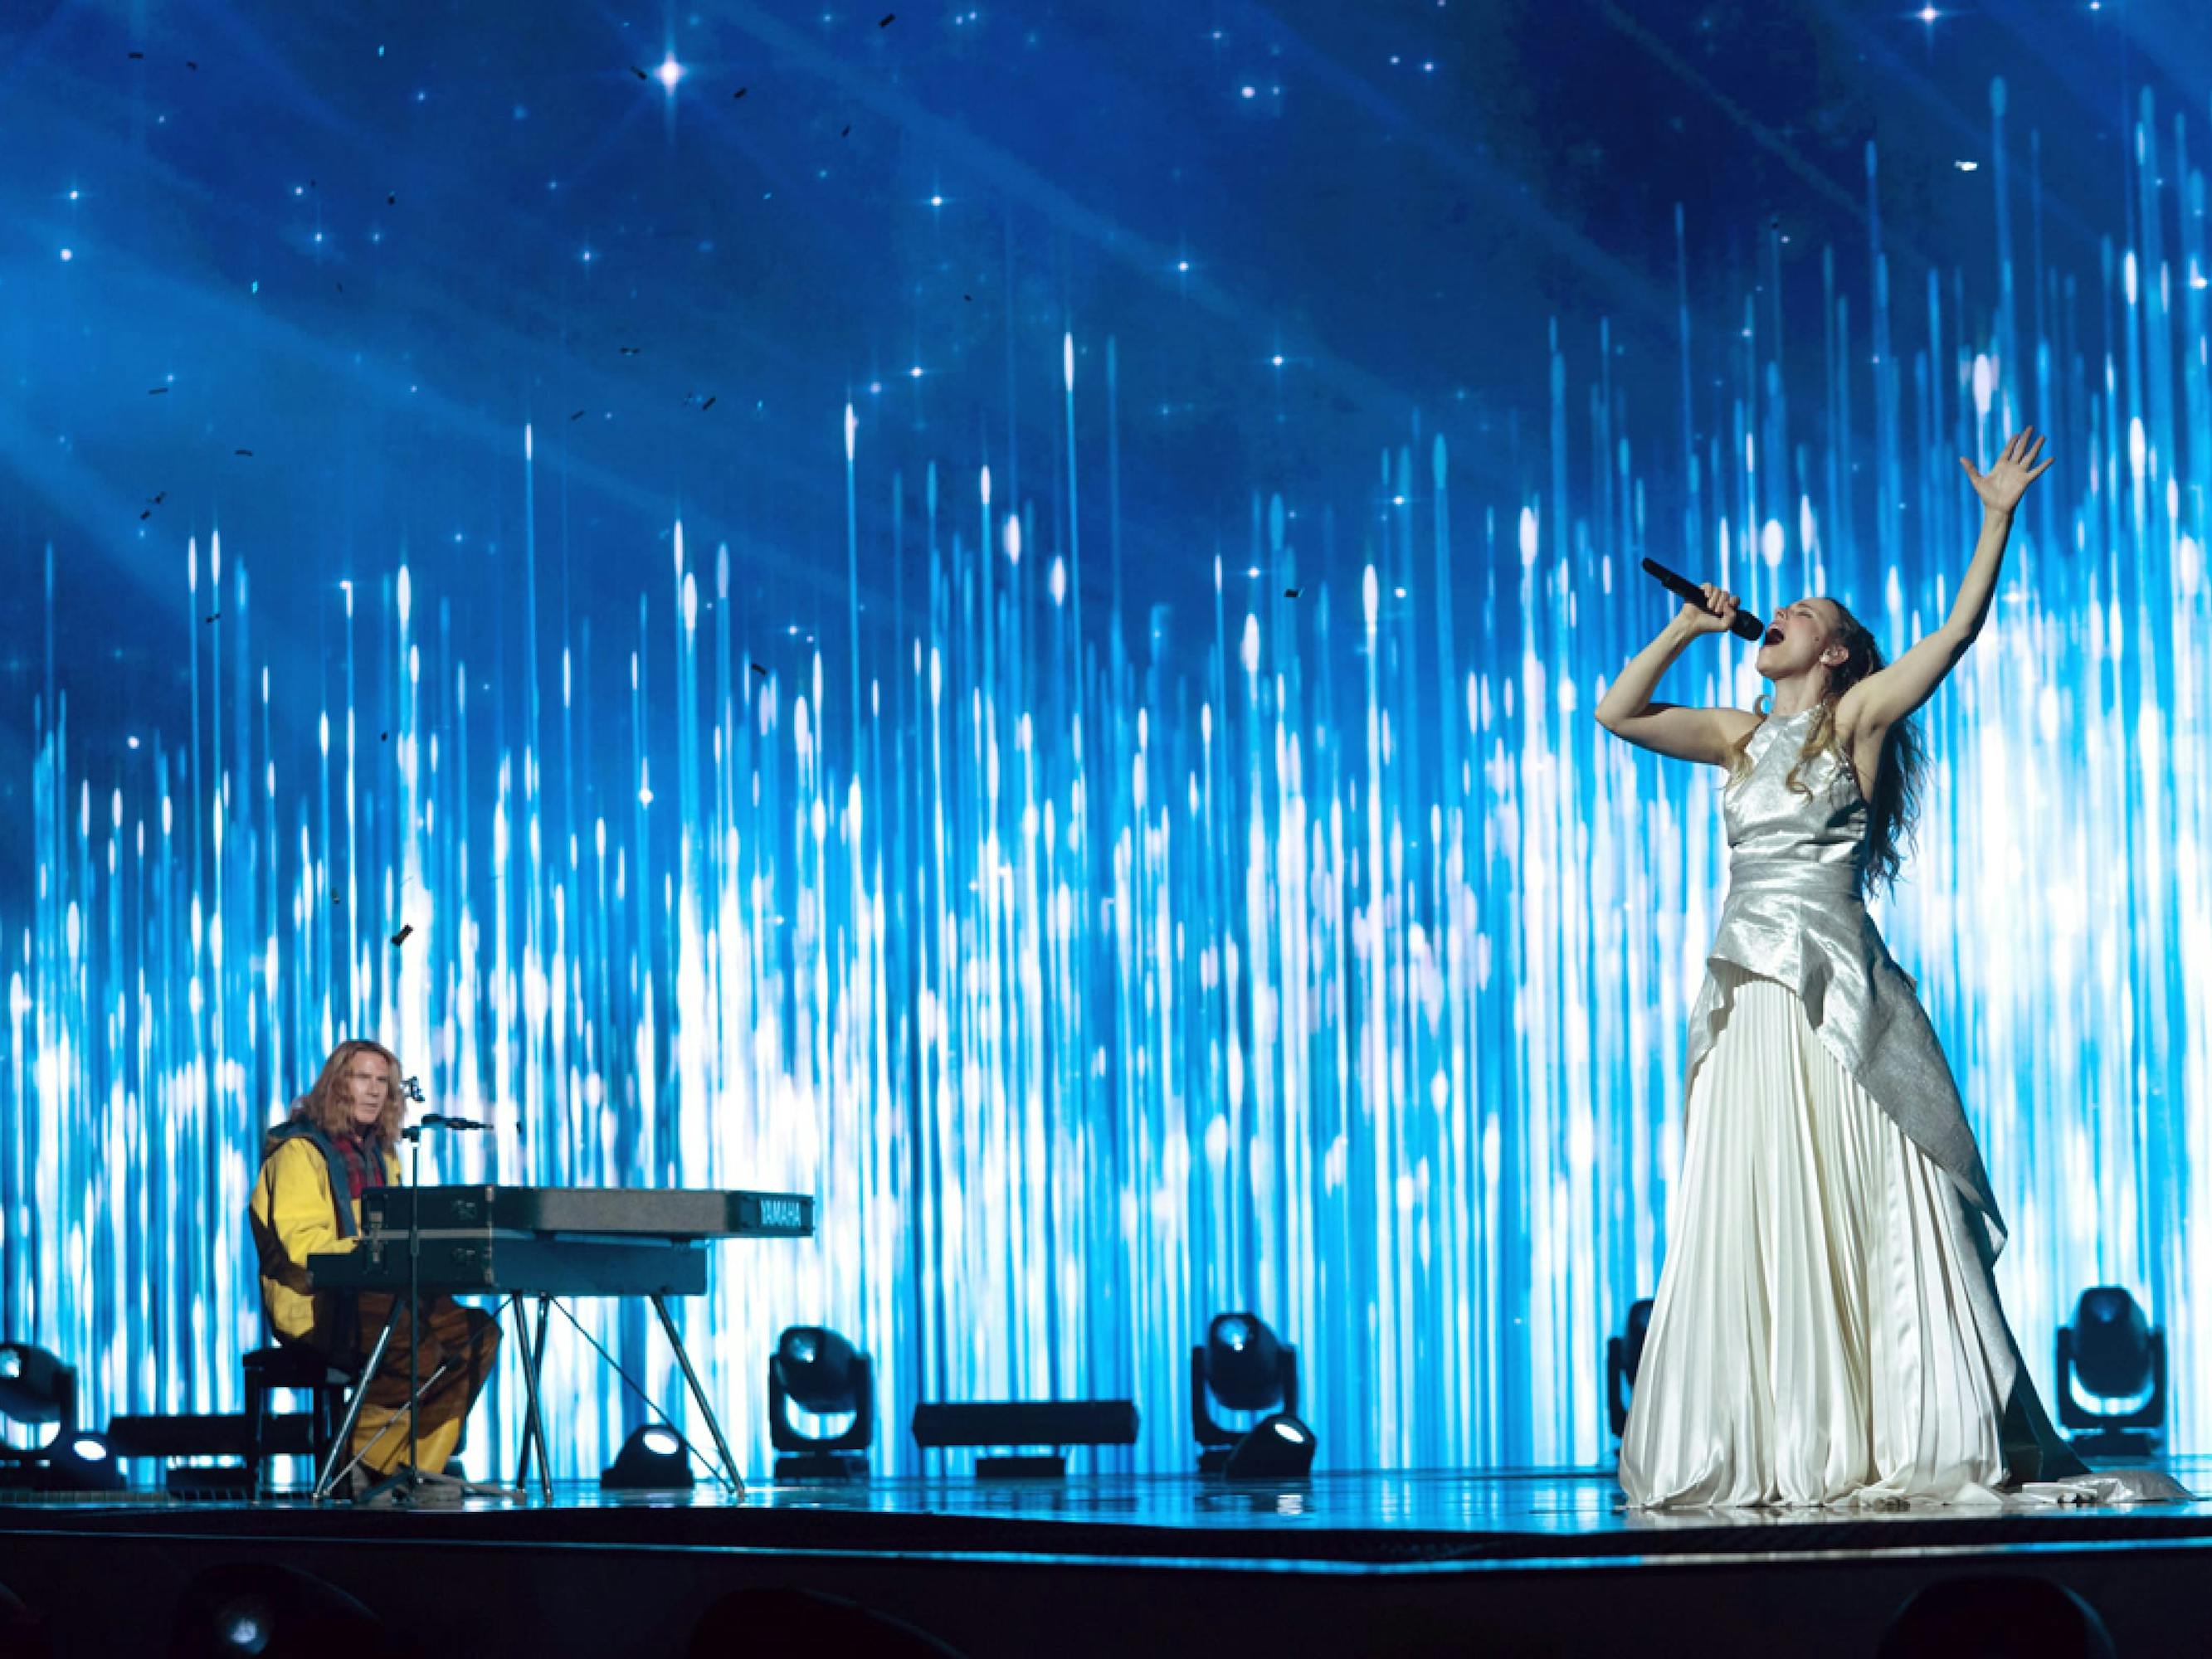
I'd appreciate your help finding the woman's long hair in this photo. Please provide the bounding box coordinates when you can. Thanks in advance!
[288,1039,407,1144]
[1722,599,1927,896]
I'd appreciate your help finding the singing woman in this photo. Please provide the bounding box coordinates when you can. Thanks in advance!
[1596,429,2185,1507]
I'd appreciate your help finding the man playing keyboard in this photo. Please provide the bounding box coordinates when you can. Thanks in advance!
[247,1039,502,1498]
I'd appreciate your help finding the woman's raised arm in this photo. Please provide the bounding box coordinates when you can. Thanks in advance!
[1596,585,1760,766]
[1839,427,2054,741]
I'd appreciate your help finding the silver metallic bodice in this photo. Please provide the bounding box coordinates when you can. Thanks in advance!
[1683,706,2007,1252]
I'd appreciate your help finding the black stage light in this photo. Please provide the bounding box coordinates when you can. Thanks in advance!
[2056,1286,2166,1457]
[0,1343,95,1492]
[0,1345,76,1460]
[1606,1298,1654,1439]
[600,1424,695,1491]
[1191,1313,1301,1474]
[170,1563,397,1659]
[40,1433,125,1494]
[1220,1412,1318,1481]
[769,1326,874,1480]
[0,1344,76,1441]
[1876,1573,2115,1659]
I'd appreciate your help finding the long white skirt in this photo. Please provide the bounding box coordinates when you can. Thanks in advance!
[1620,966,2188,1511]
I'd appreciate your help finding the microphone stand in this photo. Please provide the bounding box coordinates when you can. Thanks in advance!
[403,1089,425,1503]
[359,1078,473,1511]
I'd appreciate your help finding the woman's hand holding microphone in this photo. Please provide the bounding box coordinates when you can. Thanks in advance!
[1677,582,1741,638]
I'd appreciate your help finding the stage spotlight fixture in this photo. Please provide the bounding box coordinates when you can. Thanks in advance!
[1606,1298,1654,1438]
[769,1325,874,1480]
[0,1343,76,1441]
[40,1432,126,1493]
[600,1424,694,1491]
[170,1562,395,1659]
[0,1342,90,1492]
[1876,1573,2116,1659]
[1191,1313,1300,1474]
[1220,1412,1318,1481]
[2057,1287,2166,1457]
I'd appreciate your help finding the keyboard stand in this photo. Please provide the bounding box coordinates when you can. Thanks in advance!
[502,1292,744,1500]
[508,1295,555,1501]
[651,1293,745,1494]
[313,1315,401,1501]
[314,1291,746,1502]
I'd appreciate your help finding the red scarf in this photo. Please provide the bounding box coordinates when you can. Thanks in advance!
[331,1131,388,1202]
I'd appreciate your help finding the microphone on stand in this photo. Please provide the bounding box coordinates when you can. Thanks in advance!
[1640,557,1769,642]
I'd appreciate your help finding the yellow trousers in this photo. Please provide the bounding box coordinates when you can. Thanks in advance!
[344,1292,503,1477]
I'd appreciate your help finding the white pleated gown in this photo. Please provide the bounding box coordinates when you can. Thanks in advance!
[1618,708,2190,1511]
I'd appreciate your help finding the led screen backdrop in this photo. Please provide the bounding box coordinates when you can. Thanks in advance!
[2,2,2209,1477]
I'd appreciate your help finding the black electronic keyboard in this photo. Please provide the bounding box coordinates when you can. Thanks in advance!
[308,1185,815,1297]
[305,1185,815,1499]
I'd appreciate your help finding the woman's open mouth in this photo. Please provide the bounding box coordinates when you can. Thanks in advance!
[1762,625,1784,646]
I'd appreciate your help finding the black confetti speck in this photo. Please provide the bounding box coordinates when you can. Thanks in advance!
[139,510,151,521]
[629,64,648,80]
[387,192,397,205]
[1284,587,1303,600]
[569,409,586,421]
[699,395,716,411]
[749,662,769,677]
[203,611,222,624]
[389,923,414,948]
[185,60,198,70]
[148,387,168,395]
[234,448,254,456]
[880,12,895,24]
[841,124,851,137]
[619,346,641,356]
[128,50,144,60]
[733,86,748,99]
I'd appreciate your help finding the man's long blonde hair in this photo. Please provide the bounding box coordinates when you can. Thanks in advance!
[1721,598,1926,897]
[291,1039,407,1143]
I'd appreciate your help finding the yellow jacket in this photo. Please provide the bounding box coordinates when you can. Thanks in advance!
[247,1124,401,1347]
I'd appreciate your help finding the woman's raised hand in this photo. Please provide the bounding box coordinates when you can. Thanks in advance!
[1959,427,2054,513]
[1679,581,1739,636]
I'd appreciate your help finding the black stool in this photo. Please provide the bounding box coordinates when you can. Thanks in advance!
[242,1345,357,1496]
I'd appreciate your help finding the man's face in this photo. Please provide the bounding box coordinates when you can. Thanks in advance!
[335,1052,395,1132]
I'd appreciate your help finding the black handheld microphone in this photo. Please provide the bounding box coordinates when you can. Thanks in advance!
[1640,557,1766,642]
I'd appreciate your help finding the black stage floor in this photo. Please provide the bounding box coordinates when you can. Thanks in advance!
[3,1458,2208,1656]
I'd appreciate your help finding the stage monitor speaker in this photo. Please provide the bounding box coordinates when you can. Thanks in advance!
[911,1400,1138,1475]
[909,1399,1138,1448]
